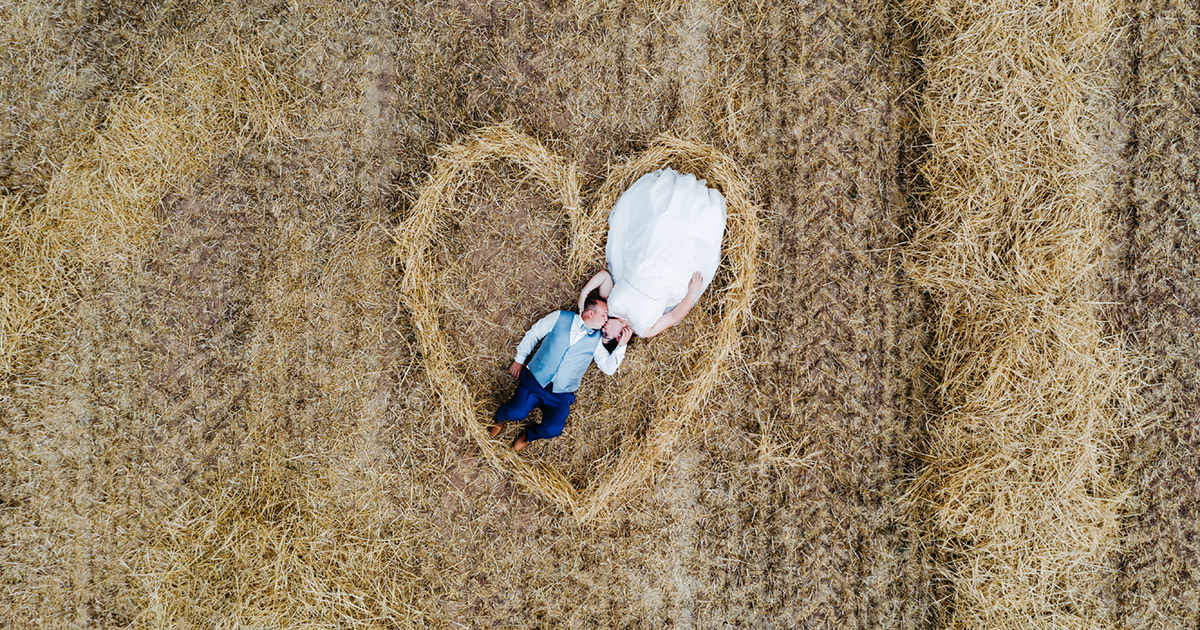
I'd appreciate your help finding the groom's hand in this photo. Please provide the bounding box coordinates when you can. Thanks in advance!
[509,361,523,378]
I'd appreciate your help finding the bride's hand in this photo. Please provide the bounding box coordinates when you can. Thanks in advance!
[687,271,703,295]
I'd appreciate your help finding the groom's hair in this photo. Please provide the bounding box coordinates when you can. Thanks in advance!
[583,292,606,313]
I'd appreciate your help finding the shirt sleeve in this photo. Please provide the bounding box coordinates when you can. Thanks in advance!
[514,312,560,364]
[593,342,627,375]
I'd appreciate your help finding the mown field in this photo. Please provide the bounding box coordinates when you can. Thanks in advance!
[1110,1,1200,626]
[0,1,1195,628]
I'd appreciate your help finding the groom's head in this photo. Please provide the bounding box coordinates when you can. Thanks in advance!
[581,294,608,329]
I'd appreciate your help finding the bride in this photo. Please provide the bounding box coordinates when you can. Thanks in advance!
[578,168,727,339]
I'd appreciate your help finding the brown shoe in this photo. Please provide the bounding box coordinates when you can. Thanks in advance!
[488,422,505,438]
[512,432,530,452]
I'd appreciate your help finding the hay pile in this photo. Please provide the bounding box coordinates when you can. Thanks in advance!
[0,37,304,381]
[904,0,1132,627]
[392,123,759,521]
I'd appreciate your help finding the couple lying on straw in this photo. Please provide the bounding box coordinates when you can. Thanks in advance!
[489,168,727,452]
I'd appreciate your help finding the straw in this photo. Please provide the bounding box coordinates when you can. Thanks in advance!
[902,0,1134,627]
[392,122,760,521]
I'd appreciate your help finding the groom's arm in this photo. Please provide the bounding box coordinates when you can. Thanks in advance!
[511,312,559,375]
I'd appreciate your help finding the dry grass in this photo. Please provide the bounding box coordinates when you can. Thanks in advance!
[392,122,760,521]
[0,35,306,380]
[129,210,434,628]
[8,0,1196,627]
[1107,0,1200,627]
[3,1,936,626]
[903,0,1134,627]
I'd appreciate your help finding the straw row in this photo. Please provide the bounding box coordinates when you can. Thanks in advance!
[904,0,1131,627]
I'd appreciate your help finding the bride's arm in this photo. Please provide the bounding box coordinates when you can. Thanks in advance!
[578,270,614,310]
[641,272,704,338]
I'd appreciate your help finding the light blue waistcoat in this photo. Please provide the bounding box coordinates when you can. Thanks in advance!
[526,311,600,393]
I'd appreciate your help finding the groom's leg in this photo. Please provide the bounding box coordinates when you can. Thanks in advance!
[495,369,540,423]
[525,392,575,441]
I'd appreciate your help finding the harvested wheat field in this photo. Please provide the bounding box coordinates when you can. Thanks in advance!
[1,0,1196,628]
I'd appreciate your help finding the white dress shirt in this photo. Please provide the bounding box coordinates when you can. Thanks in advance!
[514,312,626,375]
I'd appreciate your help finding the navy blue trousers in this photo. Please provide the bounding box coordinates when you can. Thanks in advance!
[495,368,575,442]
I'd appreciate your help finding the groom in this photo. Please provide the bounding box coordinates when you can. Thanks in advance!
[490,295,632,452]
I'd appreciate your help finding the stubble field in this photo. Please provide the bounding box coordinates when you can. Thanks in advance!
[0,1,1195,629]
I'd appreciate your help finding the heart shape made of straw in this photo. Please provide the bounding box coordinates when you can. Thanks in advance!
[392,122,760,522]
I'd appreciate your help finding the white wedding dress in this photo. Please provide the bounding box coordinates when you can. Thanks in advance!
[605,168,727,336]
